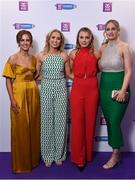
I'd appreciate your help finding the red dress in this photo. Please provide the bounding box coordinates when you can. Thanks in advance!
[70,47,99,165]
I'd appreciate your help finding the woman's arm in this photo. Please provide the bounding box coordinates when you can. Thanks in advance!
[94,50,102,60]
[6,78,20,113]
[35,53,43,81]
[62,51,74,80]
[116,44,132,102]
[68,50,77,80]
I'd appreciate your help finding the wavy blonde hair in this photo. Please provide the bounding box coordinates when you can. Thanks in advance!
[76,27,94,53]
[44,29,65,52]
[103,19,120,44]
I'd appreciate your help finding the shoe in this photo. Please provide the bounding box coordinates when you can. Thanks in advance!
[45,161,52,167]
[102,156,120,169]
[55,161,63,166]
[77,164,85,171]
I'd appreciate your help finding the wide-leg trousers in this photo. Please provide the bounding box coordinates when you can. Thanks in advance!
[40,79,68,163]
[70,77,99,165]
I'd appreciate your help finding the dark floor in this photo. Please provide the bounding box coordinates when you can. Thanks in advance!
[0,152,135,179]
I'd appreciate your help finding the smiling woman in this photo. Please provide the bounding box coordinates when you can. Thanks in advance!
[69,27,100,171]
[2,30,40,173]
[36,29,72,168]
[98,19,132,169]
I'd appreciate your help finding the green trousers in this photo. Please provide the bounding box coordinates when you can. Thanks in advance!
[100,71,130,148]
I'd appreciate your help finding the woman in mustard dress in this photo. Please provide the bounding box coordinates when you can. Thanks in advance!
[2,30,40,173]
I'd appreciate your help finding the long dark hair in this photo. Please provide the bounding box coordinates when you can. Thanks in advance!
[16,30,33,45]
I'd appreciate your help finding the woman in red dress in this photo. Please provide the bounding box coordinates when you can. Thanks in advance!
[69,27,100,170]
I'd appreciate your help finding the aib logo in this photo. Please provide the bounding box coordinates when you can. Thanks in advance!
[103,2,112,12]
[64,44,75,50]
[61,22,70,32]
[95,136,108,142]
[13,23,35,29]
[19,1,28,11]
[55,3,77,10]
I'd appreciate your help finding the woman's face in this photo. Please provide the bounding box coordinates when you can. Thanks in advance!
[19,34,31,51]
[78,31,91,48]
[105,22,119,41]
[49,32,61,49]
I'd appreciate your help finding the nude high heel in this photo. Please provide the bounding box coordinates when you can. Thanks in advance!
[103,154,121,169]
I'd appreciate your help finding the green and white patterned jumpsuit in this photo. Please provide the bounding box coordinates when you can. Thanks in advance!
[40,54,68,164]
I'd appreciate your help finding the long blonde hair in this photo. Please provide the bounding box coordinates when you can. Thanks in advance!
[103,19,120,44]
[76,27,94,53]
[44,29,65,52]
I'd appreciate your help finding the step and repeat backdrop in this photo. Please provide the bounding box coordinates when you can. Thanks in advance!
[0,0,135,152]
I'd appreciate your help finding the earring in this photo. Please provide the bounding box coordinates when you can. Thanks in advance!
[103,32,108,43]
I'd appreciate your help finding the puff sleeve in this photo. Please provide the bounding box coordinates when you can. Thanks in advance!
[2,63,16,79]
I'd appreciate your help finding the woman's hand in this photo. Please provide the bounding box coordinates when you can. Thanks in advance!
[11,99,20,113]
[115,90,127,102]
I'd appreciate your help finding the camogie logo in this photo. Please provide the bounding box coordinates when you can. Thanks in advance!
[103,2,112,12]
[19,1,28,11]
[61,22,70,32]
[96,24,105,31]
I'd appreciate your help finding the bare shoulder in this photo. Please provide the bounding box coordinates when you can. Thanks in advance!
[60,51,69,62]
[69,49,77,59]
[99,43,107,53]
[30,54,37,63]
[94,50,101,60]
[7,53,18,64]
[119,41,129,48]
[36,51,46,63]
[61,50,68,58]
[119,41,131,55]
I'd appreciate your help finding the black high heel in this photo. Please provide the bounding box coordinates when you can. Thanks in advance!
[77,164,85,171]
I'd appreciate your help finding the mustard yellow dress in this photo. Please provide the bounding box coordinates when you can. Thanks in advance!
[2,56,40,173]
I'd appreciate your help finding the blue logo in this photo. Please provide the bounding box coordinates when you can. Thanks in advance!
[64,44,75,50]
[66,79,73,87]
[13,23,35,29]
[95,136,108,142]
[55,3,77,10]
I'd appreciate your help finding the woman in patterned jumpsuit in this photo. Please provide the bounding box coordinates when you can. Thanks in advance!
[69,27,100,170]
[37,29,72,167]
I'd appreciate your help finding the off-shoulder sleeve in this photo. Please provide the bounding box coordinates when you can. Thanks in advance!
[2,63,16,79]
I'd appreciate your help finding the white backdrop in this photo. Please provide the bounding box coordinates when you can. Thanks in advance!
[0,0,135,152]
